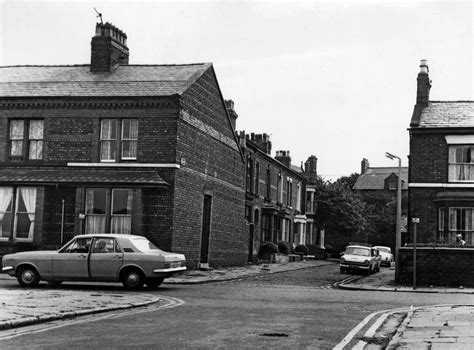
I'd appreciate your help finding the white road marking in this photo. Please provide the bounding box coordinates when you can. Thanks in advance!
[0,295,184,341]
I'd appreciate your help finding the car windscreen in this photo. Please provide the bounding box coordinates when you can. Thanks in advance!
[345,247,370,256]
[377,247,390,253]
[129,238,164,253]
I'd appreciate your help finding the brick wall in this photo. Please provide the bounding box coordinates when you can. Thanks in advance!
[409,132,448,183]
[399,247,474,287]
[177,68,247,267]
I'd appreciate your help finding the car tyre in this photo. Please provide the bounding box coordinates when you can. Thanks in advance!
[147,277,164,289]
[122,269,144,290]
[17,266,40,288]
[340,267,346,274]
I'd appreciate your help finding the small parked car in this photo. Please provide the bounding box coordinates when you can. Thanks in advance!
[2,234,186,289]
[340,244,381,275]
[374,246,394,267]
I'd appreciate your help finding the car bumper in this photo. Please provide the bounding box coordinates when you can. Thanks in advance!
[340,263,369,271]
[2,266,16,276]
[153,266,187,274]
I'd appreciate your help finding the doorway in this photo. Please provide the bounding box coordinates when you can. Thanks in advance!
[200,195,212,265]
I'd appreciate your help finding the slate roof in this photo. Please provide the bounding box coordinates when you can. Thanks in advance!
[413,101,474,128]
[0,167,168,186]
[0,64,211,97]
[353,167,409,191]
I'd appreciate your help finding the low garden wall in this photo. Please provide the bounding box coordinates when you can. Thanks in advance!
[399,246,474,287]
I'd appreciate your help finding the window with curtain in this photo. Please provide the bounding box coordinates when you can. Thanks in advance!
[9,120,24,158]
[85,188,133,234]
[0,187,37,241]
[0,187,13,240]
[111,189,132,234]
[121,119,138,159]
[100,119,138,162]
[448,207,474,245]
[9,120,44,160]
[15,187,37,240]
[448,146,474,181]
[1,187,37,241]
[100,120,118,162]
[85,188,107,233]
[28,120,44,160]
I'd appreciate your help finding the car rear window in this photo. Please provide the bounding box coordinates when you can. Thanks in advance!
[129,237,163,253]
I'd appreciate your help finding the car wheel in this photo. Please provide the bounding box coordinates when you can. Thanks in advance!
[121,269,144,290]
[17,266,40,287]
[147,277,164,289]
[340,267,346,274]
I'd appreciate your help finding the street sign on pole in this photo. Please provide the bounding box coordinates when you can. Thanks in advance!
[412,217,419,290]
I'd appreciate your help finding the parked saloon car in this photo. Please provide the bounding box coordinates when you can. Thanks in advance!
[340,245,381,275]
[374,246,394,267]
[2,234,186,289]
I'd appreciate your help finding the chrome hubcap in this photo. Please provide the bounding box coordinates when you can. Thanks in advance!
[127,274,138,285]
[22,271,34,283]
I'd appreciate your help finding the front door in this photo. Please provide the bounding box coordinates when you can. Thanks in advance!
[200,195,212,264]
[89,237,123,281]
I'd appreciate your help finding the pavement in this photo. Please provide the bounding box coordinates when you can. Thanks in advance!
[1,259,474,349]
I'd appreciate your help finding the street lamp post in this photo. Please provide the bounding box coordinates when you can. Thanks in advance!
[385,152,402,282]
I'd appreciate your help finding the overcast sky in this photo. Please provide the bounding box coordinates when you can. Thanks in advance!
[1,0,473,180]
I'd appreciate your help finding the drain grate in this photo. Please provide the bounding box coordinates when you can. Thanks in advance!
[260,333,289,337]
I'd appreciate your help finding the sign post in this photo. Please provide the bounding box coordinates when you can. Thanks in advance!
[412,217,419,290]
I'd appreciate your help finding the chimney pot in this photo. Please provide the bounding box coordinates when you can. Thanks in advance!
[416,59,431,106]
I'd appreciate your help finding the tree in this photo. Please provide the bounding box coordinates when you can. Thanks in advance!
[313,177,367,251]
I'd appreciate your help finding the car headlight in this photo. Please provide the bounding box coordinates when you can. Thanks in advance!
[364,260,370,266]
[340,258,345,264]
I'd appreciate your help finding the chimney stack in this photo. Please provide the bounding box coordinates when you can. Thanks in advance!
[275,150,292,168]
[225,100,238,131]
[416,59,431,106]
[361,158,369,174]
[304,155,318,176]
[91,22,129,72]
[251,133,272,155]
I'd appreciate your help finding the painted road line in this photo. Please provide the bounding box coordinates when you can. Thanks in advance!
[333,306,414,350]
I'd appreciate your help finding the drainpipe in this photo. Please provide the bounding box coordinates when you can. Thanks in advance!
[61,198,65,245]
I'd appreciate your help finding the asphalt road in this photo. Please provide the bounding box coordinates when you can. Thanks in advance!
[1,262,473,349]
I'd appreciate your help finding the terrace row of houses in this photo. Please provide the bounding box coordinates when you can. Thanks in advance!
[0,22,323,268]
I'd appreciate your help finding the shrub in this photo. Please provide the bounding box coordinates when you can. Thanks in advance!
[257,242,279,260]
[277,241,291,255]
[294,244,309,256]
[324,244,336,258]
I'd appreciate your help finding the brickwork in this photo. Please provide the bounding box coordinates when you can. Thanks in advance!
[0,38,247,268]
[399,247,474,287]
[409,132,448,183]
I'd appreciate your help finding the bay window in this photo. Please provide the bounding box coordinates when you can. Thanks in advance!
[448,207,474,245]
[0,187,37,241]
[85,188,133,234]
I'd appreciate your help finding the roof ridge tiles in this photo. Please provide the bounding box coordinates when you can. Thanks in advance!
[0,63,211,69]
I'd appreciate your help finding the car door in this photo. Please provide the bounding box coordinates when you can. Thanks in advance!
[89,237,123,281]
[52,237,91,280]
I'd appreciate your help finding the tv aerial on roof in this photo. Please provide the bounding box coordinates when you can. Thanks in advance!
[93,7,103,25]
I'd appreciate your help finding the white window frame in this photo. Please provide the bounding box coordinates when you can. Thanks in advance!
[448,145,474,182]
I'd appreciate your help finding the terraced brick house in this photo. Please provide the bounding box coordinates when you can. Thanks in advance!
[235,127,308,262]
[0,22,247,268]
[409,60,474,245]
